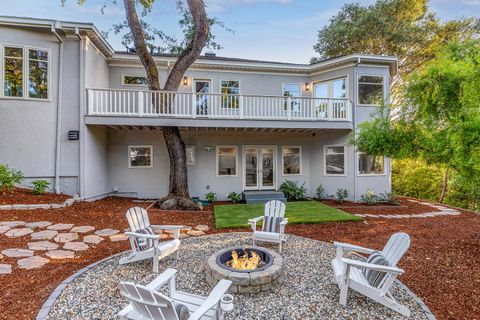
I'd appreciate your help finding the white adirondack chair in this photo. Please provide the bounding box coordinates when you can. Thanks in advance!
[331,232,411,317]
[248,200,288,252]
[118,268,234,320]
[120,207,183,273]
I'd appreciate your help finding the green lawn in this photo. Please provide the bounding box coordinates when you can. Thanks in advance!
[214,200,362,229]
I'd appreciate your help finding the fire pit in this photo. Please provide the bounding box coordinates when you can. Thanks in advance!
[206,246,282,294]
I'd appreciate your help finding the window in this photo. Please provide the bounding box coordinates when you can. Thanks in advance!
[283,146,301,175]
[324,146,345,175]
[358,75,384,105]
[123,75,148,86]
[314,77,346,99]
[358,153,384,175]
[283,83,301,112]
[4,47,24,97]
[28,49,48,99]
[186,146,195,165]
[128,145,153,168]
[216,146,237,176]
[220,80,240,109]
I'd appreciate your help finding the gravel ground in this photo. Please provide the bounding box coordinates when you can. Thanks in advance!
[46,233,428,320]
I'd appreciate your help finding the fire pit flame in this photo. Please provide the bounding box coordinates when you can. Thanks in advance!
[226,249,261,270]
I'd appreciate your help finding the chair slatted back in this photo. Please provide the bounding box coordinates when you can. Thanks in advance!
[381,232,410,266]
[118,282,178,320]
[126,207,151,232]
[264,200,286,218]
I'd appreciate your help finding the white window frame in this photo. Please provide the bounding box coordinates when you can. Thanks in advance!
[281,146,302,176]
[122,74,148,87]
[219,79,241,109]
[128,145,153,169]
[313,76,348,99]
[356,74,386,107]
[323,145,347,176]
[186,145,196,166]
[1,44,51,101]
[216,146,239,177]
[357,152,386,176]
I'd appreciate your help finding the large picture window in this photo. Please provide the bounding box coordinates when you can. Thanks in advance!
[128,145,153,168]
[358,75,384,105]
[314,78,346,99]
[324,145,345,175]
[282,146,301,175]
[28,49,48,99]
[221,80,240,109]
[4,46,24,97]
[216,146,237,176]
[358,152,384,175]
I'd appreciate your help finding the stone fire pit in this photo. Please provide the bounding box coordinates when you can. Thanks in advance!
[206,245,282,293]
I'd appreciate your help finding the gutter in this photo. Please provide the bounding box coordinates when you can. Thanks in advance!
[52,22,64,194]
[352,57,360,201]
[76,27,86,199]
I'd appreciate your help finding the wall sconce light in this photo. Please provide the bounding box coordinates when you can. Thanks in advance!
[203,145,214,152]
[183,76,188,86]
[305,82,311,91]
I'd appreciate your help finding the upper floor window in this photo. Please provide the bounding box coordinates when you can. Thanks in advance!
[28,49,49,99]
[123,75,148,86]
[221,80,239,109]
[283,83,301,112]
[357,75,384,106]
[314,78,346,99]
[4,47,24,97]
[128,145,153,168]
[358,152,384,175]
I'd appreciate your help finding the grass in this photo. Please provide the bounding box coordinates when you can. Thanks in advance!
[214,200,362,229]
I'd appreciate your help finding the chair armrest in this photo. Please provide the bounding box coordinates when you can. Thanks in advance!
[151,225,183,230]
[280,218,288,225]
[248,216,264,232]
[125,231,161,240]
[340,258,404,275]
[146,268,177,291]
[188,279,232,320]
[333,241,375,255]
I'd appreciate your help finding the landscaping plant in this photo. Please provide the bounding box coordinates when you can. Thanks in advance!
[315,184,330,200]
[280,180,307,201]
[0,164,23,192]
[335,188,349,203]
[31,180,50,195]
[227,192,242,203]
[361,189,379,206]
[205,191,217,203]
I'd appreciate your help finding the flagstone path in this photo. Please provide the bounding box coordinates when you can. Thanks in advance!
[353,200,461,219]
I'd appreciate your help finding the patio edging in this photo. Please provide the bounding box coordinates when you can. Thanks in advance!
[0,197,79,211]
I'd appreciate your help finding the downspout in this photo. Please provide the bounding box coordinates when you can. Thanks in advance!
[52,23,64,194]
[352,57,360,201]
[75,27,85,199]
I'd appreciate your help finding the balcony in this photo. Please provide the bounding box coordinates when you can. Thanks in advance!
[85,88,353,130]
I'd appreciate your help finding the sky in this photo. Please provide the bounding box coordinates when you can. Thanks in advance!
[1,0,479,63]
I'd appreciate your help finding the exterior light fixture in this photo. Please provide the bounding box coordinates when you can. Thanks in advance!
[305,82,311,91]
[203,145,214,152]
[183,76,188,86]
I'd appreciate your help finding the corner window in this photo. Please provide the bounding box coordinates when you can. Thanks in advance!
[28,49,49,99]
[123,75,148,86]
[358,152,384,175]
[128,145,153,168]
[186,145,195,165]
[283,83,301,112]
[4,47,24,97]
[358,75,384,105]
[216,146,237,176]
[325,146,345,175]
[283,146,301,175]
[220,80,239,109]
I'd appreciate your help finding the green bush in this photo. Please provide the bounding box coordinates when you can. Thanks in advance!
[361,189,379,206]
[227,192,242,203]
[379,192,400,205]
[0,165,23,192]
[205,191,217,203]
[315,184,330,199]
[280,180,307,201]
[335,188,349,203]
[31,180,50,195]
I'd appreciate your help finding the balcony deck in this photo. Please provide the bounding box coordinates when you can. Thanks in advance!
[85,88,353,130]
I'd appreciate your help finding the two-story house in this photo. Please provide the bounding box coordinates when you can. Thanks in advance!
[0,16,397,201]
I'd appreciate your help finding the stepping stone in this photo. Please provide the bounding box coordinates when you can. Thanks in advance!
[25,221,52,228]
[0,264,12,275]
[64,242,89,251]
[5,228,33,238]
[2,248,34,258]
[179,233,189,239]
[18,256,49,269]
[110,233,128,242]
[45,250,75,259]
[83,235,104,244]
[54,233,79,243]
[195,225,209,232]
[181,226,192,231]
[71,226,95,233]
[159,234,170,240]
[95,229,119,236]
[187,230,205,236]
[31,230,58,240]
[28,241,59,251]
[47,223,74,231]
[0,221,26,227]
[0,225,11,234]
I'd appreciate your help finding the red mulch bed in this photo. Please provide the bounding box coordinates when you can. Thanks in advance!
[0,197,479,320]
[0,188,70,205]
[328,197,443,215]
[320,199,400,207]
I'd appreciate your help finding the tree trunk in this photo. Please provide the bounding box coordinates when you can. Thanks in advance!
[124,0,209,210]
[439,167,449,203]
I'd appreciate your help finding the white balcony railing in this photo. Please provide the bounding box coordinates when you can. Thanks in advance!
[86,88,352,122]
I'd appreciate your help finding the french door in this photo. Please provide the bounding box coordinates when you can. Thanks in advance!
[193,79,210,116]
[244,147,276,190]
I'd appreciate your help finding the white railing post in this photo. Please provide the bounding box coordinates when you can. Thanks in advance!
[327,98,333,121]
[239,95,244,119]
[287,97,292,120]
[137,91,144,117]
[86,89,92,115]
[347,100,353,122]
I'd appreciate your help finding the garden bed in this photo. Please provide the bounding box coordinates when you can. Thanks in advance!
[0,188,70,205]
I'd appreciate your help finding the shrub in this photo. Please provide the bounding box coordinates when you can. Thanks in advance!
[205,191,217,203]
[0,165,23,192]
[335,188,349,203]
[31,180,50,195]
[361,189,379,206]
[227,192,242,203]
[315,184,329,199]
[280,180,307,201]
[379,192,400,205]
